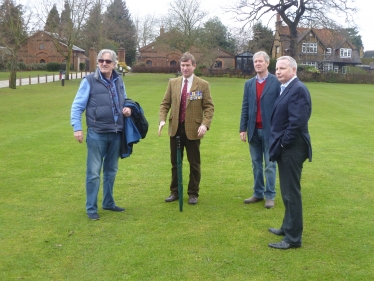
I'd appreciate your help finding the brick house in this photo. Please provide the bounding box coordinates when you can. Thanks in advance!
[18,30,87,71]
[137,28,235,69]
[271,15,361,73]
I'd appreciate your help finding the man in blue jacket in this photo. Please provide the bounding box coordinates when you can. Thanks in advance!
[71,49,132,220]
[239,51,281,209]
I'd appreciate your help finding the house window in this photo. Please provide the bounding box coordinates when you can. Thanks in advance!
[301,61,317,68]
[323,63,333,72]
[340,48,352,58]
[326,48,332,54]
[302,43,317,53]
[146,60,152,66]
[334,66,339,73]
[40,59,46,64]
[276,46,280,54]
[170,60,177,66]
[214,60,222,68]
[39,44,44,50]
[342,66,349,74]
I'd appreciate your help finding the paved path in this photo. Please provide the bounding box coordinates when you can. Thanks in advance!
[0,72,92,88]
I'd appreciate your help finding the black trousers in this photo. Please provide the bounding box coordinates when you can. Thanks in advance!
[277,136,308,246]
[169,123,201,198]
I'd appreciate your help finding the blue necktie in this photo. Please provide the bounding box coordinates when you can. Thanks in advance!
[280,85,285,95]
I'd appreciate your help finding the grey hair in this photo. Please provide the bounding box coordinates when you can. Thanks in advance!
[253,51,270,63]
[277,56,297,70]
[97,49,118,67]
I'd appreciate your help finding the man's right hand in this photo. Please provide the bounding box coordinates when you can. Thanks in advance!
[158,121,165,136]
[240,132,247,142]
[74,130,84,143]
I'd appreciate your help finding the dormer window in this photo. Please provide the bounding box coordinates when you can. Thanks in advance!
[326,48,332,54]
[340,48,352,58]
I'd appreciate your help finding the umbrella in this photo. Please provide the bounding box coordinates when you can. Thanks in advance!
[176,136,183,212]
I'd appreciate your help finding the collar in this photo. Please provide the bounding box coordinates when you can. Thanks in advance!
[256,74,268,84]
[282,75,297,90]
[183,74,194,85]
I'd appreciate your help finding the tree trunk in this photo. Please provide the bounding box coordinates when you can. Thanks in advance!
[9,60,17,89]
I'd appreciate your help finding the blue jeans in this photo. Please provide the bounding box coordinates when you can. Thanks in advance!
[249,129,276,200]
[86,128,121,213]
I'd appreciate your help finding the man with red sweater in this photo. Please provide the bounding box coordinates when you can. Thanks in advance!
[239,51,281,208]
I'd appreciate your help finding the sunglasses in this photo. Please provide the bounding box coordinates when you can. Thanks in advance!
[98,59,113,64]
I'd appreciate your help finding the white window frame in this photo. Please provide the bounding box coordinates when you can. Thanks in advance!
[323,63,333,72]
[334,66,339,73]
[302,43,318,53]
[326,48,332,54]
[301,61,318,69]
[340,48,352,58]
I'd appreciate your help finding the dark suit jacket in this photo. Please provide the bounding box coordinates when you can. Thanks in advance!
[269,77,312,162]
[159,75,214,140]
[239,74,280,142]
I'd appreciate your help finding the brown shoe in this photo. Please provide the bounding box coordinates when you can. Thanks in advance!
[243,196,264,204]
[165,194,178,202]
[188,197,198,204]
[264,199,275,209]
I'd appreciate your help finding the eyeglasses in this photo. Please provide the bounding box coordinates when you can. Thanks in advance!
[98,59,113,64]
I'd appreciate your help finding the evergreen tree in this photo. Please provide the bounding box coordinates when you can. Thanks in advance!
[103,0,136,65]
[60,1,73,38]
[247,22,274,55]
[80,2,104,53]
[44,4,60,33]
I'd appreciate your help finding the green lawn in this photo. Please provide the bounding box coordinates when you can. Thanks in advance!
[0,74,373,280]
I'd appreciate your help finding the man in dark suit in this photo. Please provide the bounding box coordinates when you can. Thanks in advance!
[240,51,281,209]
[158,52,214,205]
[268,56,312,249]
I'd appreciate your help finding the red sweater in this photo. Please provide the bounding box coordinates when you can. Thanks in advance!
[255,80,266,128]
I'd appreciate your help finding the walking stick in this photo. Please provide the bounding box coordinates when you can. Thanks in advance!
[176,136,183,212]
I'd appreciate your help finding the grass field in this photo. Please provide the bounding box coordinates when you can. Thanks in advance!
[0,74,373,280]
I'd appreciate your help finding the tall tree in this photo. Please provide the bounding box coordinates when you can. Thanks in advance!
[227,0,357,57]
[103,0,136,65]
[342,27,363,51]
[39,0,93,80]
[247,22,274,54]
[44,4,60,32]
[80,1,105,52]
[0,0,29,89]
[134,13,159,50]
[161,0,207,52]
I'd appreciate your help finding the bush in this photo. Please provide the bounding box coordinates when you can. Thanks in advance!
[46,62,61,72]
[79,62,85,71]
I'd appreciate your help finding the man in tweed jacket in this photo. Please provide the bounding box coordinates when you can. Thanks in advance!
[158,52,214,205]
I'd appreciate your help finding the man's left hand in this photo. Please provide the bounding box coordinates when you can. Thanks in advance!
[198,124,207,137]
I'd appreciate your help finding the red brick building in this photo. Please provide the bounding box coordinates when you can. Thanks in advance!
[18,30,87,71]
[137,29,235,69]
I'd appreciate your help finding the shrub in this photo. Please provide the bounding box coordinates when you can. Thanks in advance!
[79,62,85,71]
[46,62,61,72]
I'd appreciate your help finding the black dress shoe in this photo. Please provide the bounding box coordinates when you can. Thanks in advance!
[103,206,125,212]
[268,241,301,250]
[165,194,178,202]
[188,197,198,204]
[268,228,285,236]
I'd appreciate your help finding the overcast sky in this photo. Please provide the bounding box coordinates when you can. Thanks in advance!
[125,0,374,51]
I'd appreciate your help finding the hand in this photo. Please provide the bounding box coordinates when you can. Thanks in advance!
[74,130,84,143]
[197,124,207,137]
[240,132,247,142]
[158,121,165,136]
[122,107,132,117]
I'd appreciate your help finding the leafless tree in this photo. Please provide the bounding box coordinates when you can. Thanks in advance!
[161,0,207,52]
[226,0,357,57]
[134,13,159,50]
[37,0,94,80]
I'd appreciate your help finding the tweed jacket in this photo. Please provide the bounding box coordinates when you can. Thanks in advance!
[159,75,214,140]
